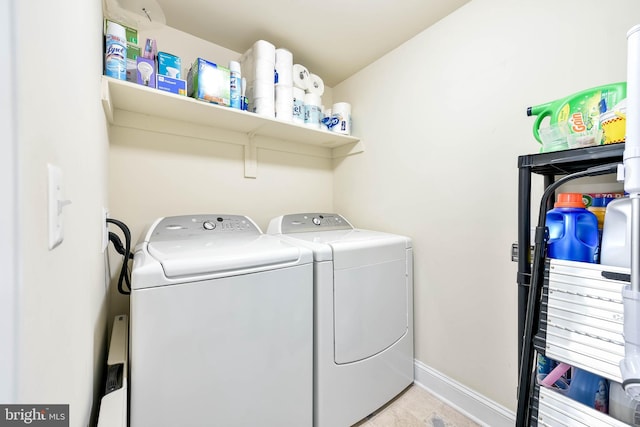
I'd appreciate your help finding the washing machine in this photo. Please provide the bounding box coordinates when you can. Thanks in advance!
[129,214,313,427]
[267,213,414,427]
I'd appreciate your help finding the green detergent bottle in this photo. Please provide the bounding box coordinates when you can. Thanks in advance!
[527,82,626,143]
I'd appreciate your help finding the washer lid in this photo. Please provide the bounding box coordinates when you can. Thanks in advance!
[144,215,305,278]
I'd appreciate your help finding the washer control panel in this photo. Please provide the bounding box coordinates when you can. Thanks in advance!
[279,213,353,234]
[149,215,260,242]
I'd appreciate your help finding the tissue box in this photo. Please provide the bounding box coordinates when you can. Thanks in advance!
[136,57,156,88]
[187,58,230,106]
[158,52,181,78]
[157,75,186,96]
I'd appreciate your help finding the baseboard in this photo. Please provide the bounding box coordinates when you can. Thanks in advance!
[413,360,515,427]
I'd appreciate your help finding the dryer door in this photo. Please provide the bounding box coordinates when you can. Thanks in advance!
[332,237,409,364]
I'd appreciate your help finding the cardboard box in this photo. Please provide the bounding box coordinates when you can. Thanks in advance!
[136,57,156,88]
[187,58,230,106]
[157,75,186,96]
[158,52,181,79]
[104,20,137,43]
[126,45,141,83]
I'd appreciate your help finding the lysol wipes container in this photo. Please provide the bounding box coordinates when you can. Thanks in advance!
[105,21,127,80]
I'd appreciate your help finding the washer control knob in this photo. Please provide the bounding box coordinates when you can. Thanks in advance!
[312,217,321,226]
[203,221,216,230]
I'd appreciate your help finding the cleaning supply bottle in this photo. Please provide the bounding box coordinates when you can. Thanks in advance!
[527,82,627,143]
[229,61,242,110]
[588,196,615,248]
[601,196,632,267]
[105,21,127,80]
[546,193,599,263]
[567,367,609,413]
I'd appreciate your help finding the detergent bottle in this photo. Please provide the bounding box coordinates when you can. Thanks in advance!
[527,82,627,143]
[546,193,599,263]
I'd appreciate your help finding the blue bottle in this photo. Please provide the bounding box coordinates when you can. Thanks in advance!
[567,367,609,413]
[546,193,599,263]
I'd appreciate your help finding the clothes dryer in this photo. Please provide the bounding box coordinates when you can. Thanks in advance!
[130,214,313,427]
[267,213,414,427]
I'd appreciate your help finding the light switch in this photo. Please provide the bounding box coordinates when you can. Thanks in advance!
[48,164,71,250]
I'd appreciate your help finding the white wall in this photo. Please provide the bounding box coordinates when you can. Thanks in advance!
[0,0,18,403]
[332,0,640,411]
[15,0,110,425]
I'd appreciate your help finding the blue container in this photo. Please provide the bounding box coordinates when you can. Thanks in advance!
[567,367,609,413]
[546,193,599,263]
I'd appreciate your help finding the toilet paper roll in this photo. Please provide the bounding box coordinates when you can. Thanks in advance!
[254,58,275,83]
[275,48,293,67]
[240,55,254,81]
[304,104,322,129]
[304,92,321,107]
[306,73,325,96]
[304,92,322,129]
[331,102,352,135]
[275,84,293,122]
[252,79,275,99]
[321,109,332,131]
[253,96,275,117]
[293,64,310,90]
[275,84,293,103]
[252,40,276,61]
[275,48,293,86]
[292,87,305,124]
[275,101,293,122]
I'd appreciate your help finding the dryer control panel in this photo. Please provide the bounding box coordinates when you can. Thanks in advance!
[149,215,261,242]
[278,213,353,234]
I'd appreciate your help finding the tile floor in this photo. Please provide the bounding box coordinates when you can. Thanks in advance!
[352,384,482,427]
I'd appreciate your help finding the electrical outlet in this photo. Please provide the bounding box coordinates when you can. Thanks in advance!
[102,208,109,252]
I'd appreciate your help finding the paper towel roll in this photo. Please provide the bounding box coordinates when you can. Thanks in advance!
[306,73,324,96]
[292,87,305,124]
[253,40,276,61]
[293,64,310,90]
[331,102,351,135]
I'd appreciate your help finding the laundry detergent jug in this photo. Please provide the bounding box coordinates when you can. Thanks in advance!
[527,82,626,144]
[546,193,599,263]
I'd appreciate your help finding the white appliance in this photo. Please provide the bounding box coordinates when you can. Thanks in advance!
[129,214,313,427]
[267,213,414,427]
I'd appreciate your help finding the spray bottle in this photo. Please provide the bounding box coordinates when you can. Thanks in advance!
[527,82,626,143]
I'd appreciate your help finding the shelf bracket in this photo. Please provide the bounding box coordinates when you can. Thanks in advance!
[244,132,258,179]
[101,77,114,124]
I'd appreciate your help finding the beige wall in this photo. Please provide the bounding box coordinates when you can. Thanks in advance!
[15,0,110,425]
[12,0,640,423]
[107,27,336,317]
[332,0,640,411]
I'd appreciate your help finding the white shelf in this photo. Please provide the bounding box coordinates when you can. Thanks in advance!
[100,76,363,177]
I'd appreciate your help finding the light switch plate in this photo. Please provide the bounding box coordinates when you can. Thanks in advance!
[48,164,64,250]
